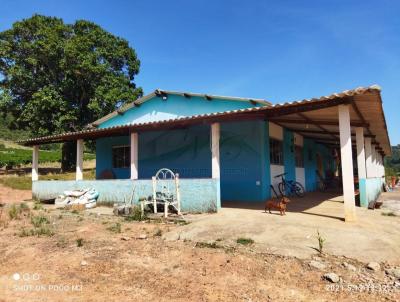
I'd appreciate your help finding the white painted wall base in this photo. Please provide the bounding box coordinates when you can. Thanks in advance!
[295,167,305,188]
[270,165,284,197]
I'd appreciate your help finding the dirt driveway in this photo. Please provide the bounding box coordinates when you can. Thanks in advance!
[165,192,400,264]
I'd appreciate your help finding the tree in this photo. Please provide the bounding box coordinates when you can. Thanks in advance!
[0,15,142,170]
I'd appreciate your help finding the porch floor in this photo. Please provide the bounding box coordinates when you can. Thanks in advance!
[165,191,400,264]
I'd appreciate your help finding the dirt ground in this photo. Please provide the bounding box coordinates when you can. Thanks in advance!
[166,191,400,264]
[0,189,399,301]
[0,184,31,204]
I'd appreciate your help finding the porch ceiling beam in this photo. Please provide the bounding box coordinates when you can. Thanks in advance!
[288,128,376,138]
[297,112,338,140]
[351,102,372,135]
[269,118,369,128]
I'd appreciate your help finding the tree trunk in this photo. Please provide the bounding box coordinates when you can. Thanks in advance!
[61,141,77,172]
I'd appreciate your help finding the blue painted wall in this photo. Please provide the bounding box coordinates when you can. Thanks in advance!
[99,94,263,128]
[96,121,270,202]
[33,179,220,212]
[303,138,317,191]
[139,124,211,178]
[283,129,296,184]
[220,121,269,202]
[359,178,383,207]
[96,136,130,179]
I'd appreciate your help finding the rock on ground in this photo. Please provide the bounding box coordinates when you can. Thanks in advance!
[309,260,326,270]
[323,273,340,283]
[366,262,380,271]
[385,268,400,279]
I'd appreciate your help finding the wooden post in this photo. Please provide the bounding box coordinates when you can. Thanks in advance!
[76,139,84,181]
[175,173,181,215]
[355,127,366,179]
[130,132,138,180]
[338,105,356,222]
[32,145,39,181]
[211,123,220,179]
[152,176,157,213]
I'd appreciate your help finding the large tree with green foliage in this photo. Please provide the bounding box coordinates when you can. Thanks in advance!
[0,15,142,170]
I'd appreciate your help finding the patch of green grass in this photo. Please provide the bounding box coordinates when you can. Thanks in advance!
[19,225,54,237]
[31,215,49,228]
[76,238,84,247]
[0,169,95,191]
[154,228,162,237]
[0,176,31,190]
[56,236,68,248]
[33,202,43,210]
[125,206,147,222]
[382,212,397,217]
[107,222,122,233]
[8,204,21,220]
[315,230,326,254]
[174,220,190,225]
[236,238,254,245]
[195,241,221,249]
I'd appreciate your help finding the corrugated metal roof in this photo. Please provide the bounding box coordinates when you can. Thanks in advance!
[92,89,272,126]
[19,85,391,155]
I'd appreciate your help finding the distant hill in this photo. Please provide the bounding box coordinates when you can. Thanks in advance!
[384,145,400,176]
[0,114,31,142]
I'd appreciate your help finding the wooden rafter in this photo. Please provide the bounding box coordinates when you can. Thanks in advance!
[296,113,338,140]
[269,118,368,128]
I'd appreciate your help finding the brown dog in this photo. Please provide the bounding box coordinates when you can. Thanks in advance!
[265,197,290,215]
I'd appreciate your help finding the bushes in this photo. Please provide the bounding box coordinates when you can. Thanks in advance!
[0,146,95,169]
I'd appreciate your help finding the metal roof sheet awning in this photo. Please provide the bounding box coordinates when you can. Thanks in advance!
[19,85,391,156]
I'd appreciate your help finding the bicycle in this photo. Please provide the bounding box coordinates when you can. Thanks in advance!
[274,172,305,197]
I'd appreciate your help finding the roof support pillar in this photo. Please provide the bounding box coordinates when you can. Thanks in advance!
[76,139,83,181]
[356,128,368,208]
[32,145,39,181]
[356,127,366,179]
[338,105,356,222]
[211,123,220,179]
[130,132,138,180]
[365,137,372,178]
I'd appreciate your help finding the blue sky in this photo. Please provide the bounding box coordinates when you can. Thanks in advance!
[1,0,399,144]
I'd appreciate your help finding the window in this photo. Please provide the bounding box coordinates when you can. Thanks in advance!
[112,146,130,168]
[295,146,304,167]
[270,139,283,165]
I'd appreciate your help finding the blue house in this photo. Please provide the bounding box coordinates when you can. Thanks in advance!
[25,86,391,222]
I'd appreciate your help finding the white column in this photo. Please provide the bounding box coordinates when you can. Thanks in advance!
[371,145,377,178]
[355,128,366,179]
[338,105,356,222]
[211,123,220,179]
[130,132,138,180]
[32,145,39,181]
[76,139,84,180]
[365,137,372,178]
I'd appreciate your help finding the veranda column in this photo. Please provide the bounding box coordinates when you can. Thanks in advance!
[371,145,377,178]
[338,105,356,222]
[76,139,84,180]
[355,128,366,179]
[130,132,138,180]
[211,123,220,179]
[356,128,367,207]
[32,145,39,181]
[365,137,372,178]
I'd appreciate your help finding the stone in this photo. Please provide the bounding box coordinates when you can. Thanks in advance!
[80,260,88,266]
[342,262,357,272]
[366,262,380,271]
[309,260,326,270]
[138,234,147,240]
[385,268,400,279]
[121,236,130,241]
[324,272,340,283]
